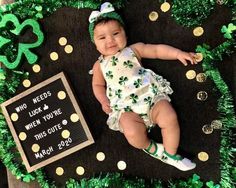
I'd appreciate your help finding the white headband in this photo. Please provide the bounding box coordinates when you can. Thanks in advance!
[89,2,115,23]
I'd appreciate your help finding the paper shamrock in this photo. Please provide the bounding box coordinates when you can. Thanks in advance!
[221,23,236,39]
[0,14,44,69]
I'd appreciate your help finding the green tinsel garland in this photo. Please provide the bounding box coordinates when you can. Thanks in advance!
[196,41,236,188]
[172,0,216,27]
[65,173,220,188]
[0,0,235,187]
[0,0,127,20]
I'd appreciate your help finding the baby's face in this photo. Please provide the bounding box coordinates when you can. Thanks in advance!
[94,20,127,56]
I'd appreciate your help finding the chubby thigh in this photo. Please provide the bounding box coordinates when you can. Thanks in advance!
[119,112,147,136]
[150,100,178,128]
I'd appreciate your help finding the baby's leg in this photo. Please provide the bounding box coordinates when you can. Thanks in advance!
[119,112,149,149]
[151,100,180,155]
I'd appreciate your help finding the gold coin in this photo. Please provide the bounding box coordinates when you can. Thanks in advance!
[57,91,66,100]
[55,167,64,176]
[193,26,204,37]
[198,151,209,161]
[160,2,171,12]
[58,37,67,46]
[186,70,196,79]
[216,0,224,5]
[197,91,208,101]
[64,45,73,54]
[32,64,41,73]
[76,166,85,175]
[149,11,159,21]
[196,73,207,82]
[117,160,127,170]
[202,124,214,134]
[211,120,222,129]
[194,53,203,62]
[22,79,31,88]
[70,113,79,122]
[96,152,105,161]
[31,144,40,152]
[61,129,70,139]
[19,132,27,141]
[50,52,59,61]
[11,113,18,121]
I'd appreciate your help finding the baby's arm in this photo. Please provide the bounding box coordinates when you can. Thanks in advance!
[92,61,112,114]
[131,42,197,66]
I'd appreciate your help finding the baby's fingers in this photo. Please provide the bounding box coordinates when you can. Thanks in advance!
[189,52,198,64]
[180,58,188,66]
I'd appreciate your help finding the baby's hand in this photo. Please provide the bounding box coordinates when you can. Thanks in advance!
[101,100,112,114]
[176,51,197,66]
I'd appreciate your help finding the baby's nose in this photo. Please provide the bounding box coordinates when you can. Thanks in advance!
[107,36,115,43]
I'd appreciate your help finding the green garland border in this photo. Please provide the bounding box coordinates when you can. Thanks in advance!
[0,0,235,187]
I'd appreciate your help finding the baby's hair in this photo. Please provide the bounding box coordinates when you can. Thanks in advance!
[93,17,125,30]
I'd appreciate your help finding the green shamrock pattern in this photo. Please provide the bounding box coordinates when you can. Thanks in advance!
[123,60,134,68]
[115,89,122,98]
[111,56,118,66]
[106,71,113,79]
[118,76,128,85]
[130,93,138,103]
[134,78,142,88]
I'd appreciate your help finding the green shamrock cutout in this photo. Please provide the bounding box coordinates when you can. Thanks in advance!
[0,14,44,69]
[221,23,236,39]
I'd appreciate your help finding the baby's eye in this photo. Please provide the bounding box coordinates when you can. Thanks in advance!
[99,36,105,40]
[113,32,119,36]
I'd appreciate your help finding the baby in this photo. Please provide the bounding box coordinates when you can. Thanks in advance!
[89,2,197,171]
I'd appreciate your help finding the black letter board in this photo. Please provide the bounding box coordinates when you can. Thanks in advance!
[1,72,94,172]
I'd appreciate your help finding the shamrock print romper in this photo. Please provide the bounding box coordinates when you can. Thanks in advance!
[99,47,173,131]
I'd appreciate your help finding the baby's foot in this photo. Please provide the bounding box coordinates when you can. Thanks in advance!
[143,140,164,160]
[161,151,196,171]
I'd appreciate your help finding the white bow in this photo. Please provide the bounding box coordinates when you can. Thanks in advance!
[89,2,115,23]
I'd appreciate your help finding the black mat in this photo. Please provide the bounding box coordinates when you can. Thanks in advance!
[14,1,235,187]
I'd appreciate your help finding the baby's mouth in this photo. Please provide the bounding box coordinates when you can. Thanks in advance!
[107,45,117,49]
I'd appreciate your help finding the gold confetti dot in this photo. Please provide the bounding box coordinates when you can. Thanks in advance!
[88,69,93,75]
[193,26,204,37]
[19,132,27,141]
[117,161,127,170]
[198,152,209,162]
[96,152,105,161]
[216,0,224,5]
[50,52,59,61]
[70,113,79,122]
[56,167,64,176]
[31,144,40,152]
[32,64,41,73]
[202,124,214,134]
[197,91,208,101]
[57,91,66,100]
[160,2,171,12]
[64,45,73,54]
[59,37,67,46]
[195,53,203,62]
[11,113,18,121]
[76,166,85,175]
[23,79,31,88]
[186,70,196,80]
[196,73,207,82]
[211,120,222,129]
[149,11,159,21]
[62,119,68,125]
[61,129,70,139]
